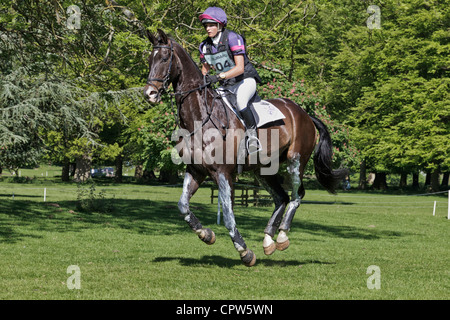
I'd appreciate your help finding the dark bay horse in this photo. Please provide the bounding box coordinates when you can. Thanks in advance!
[144,29,347,267]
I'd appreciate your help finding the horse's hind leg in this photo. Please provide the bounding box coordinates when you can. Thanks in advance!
[217,172,256,267]
[255,174,289,255]
[276,153,303,251]
[178,169,215,245]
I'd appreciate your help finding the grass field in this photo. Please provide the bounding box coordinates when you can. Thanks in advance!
[0,172,448,300]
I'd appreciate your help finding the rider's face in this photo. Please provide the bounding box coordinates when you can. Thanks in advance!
[204,23,220,38]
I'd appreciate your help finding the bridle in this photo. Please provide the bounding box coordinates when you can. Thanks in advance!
[146,40,229,138]
[146,41,174,100]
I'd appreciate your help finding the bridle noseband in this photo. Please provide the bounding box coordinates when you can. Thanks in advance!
[146,41,174,98]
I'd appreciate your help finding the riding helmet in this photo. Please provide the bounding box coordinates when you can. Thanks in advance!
[199,7,227,27]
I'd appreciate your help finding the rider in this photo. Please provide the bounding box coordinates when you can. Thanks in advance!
[198,6,262,154]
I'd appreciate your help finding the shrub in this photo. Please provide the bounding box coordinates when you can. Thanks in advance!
[76,182,115,213]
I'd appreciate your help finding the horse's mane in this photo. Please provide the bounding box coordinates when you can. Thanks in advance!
[170,38,203,79]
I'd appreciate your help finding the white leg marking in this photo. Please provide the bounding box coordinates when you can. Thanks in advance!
[263,234,275,247]
[178,173,192,215]
[277,230,289,243]
[218,173,236,237]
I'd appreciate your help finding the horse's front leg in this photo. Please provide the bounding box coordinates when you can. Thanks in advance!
[217,172,256,267]
[178,170,215,245]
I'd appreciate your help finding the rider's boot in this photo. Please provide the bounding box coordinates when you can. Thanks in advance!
[240,107,261,154]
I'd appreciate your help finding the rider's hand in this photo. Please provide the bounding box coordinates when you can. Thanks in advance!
[205,74,219,84]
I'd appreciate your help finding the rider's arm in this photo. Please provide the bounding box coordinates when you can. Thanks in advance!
[220,54,244,80]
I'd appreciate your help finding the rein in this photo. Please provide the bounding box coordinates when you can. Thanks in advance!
[169,80,229,139]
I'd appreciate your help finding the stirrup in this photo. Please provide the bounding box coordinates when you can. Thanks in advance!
[246,136,262,155]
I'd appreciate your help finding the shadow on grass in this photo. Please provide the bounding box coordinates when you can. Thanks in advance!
[0,198,212,243]
[153,255,336,268]
[0,196,406,245]
[0,193,42,198]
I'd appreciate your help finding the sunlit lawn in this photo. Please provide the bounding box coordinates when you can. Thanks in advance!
[0,177,448,299]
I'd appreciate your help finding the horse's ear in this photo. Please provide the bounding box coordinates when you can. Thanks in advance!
[157,29,168,44]
[146,29,156,45]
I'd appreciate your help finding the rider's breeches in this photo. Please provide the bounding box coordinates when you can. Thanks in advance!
[223,77,257,111]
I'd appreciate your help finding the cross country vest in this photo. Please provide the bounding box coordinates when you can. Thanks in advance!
[202,29,262,87]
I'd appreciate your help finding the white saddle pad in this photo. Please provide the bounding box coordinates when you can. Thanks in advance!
[217,89,285,128]
[250,100,286,128]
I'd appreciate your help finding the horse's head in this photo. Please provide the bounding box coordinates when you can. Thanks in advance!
[144,29,175,104]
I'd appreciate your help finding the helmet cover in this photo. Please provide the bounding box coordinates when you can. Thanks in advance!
[199,7,227,27]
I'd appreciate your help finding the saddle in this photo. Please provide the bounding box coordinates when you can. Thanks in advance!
[216,89,286,173]
[216,89,286,129]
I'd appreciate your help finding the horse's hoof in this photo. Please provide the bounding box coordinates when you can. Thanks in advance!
[198,228,215,245]
[240,249,256,267]
[263,234,276,255]
[276,230,289,251]
[276,239,290,251]
[263,242,276,255]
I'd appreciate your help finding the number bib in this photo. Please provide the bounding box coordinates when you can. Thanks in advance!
[204,51,235,72]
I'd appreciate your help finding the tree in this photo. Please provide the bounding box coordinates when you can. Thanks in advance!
[304,0,450,190]
[0,67,95,174]
[0,0,146,179]
[138,101,180,182]
[259,76,362,174]
[351,1,449,190]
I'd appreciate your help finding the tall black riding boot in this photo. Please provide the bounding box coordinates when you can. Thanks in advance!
[239,107,261,154]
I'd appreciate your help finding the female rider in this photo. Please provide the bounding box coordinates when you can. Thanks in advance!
[198,7,262,153]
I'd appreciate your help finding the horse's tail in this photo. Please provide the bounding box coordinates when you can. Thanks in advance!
[310,115,349,194]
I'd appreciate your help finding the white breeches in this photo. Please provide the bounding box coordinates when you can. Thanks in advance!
[221,77,257,111]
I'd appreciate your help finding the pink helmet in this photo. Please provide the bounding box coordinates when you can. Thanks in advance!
[199,7,227,27]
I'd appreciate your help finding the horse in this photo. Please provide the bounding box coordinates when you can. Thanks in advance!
[143,29,348,267]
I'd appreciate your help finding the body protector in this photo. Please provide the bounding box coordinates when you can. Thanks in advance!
[200,29,262,87]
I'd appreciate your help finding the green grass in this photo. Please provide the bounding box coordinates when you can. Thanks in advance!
[0,178,449,300]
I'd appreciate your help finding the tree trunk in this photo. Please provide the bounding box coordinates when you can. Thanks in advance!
[61,158,70,182]
[134,164,143,179]
[115,154,123,183]
[399,173,407,188]
[143,169,157,180]
[441,172,449,187]
[135,165,157,182]
[70,162,76,177]
[430,170,440,192]
[159,169,178,184]
[373,172,388,190]
[73,154,92,183]
[412,173,419,189]
[358,159,367,190]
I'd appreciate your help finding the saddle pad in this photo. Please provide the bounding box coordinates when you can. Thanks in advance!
[251,100,286,128]
[217,89,285,128]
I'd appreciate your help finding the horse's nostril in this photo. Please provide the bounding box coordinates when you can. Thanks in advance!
[144,86,156,97]
[144,86,160,103]
[144,87,160,104]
